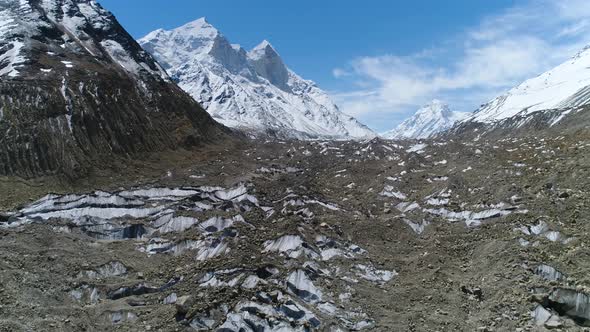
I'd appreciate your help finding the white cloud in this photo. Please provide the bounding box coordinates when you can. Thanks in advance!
[558,20,590,38]
[332,68,352,78]
[334,0,590,128]
[554,0,590,20]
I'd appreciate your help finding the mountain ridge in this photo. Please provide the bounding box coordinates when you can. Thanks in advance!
[138,18,376,139]
[465,45,590,124]
[443,44,590,138]
[0,0,226,178]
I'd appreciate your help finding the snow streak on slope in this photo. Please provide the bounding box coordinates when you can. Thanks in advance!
[139,18,375,139]
[382,100,468,139]
[0,1,29,77]
[468,46,590,123]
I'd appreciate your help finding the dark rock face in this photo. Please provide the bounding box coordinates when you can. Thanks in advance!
[0,0,227,178]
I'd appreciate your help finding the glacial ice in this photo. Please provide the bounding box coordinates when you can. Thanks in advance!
[531,305,553,326]
[396,202,420,213]
[263,235,304,253]
[534,264,564,282]
[423,206,512,227]
[354,264,397,284]
[286,270,323,303]
[380,186,407,200]
[198,215,242,233]
[547,288,590,325]
[153,215,199,233]
[404,219,430,235]
[78,261,128,279]
[196,238,229,261]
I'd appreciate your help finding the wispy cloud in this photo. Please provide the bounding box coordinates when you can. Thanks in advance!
[332,68,352,78]
[334,0,590,129]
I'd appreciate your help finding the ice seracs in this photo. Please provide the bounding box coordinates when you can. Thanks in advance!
[138,18,375,139]
[382,100,468,139]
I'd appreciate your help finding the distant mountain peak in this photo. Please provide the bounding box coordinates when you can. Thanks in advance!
[249,40,282,62]
[141,17,217,43]
[426,99,446,106]
[382,101,467,139]
[138,18,232,70]
[246,39,289,90]
[139,20,375,139]
[416,100,451,115]
[179,17,214,32]
[194,16,209,24]
[253,39,274,51]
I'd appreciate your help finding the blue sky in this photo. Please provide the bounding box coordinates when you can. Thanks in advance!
[100,0,590,132]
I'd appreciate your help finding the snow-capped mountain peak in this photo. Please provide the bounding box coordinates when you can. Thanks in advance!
[139,20,375,139]
[382,100,468,139]
[173,17,220,44]
[247,40,290,91]
[248,40,283,66]
[415,99,450,116]
[465,44,590,123]
[139,17,224,69]
[251,40,276,54]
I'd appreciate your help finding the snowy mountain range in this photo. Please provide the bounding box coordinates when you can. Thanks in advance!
[381,100,468,139]
[138,18,375,139]
[388,44,590,139]
[0,0,224,177]
[465,46,590,124]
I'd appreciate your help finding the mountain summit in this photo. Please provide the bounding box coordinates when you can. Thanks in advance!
[139,18,375,139]
[247,40,290,91]
[382,100,468,139]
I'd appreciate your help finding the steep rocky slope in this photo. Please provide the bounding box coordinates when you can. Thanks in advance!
[138,18,375,139]
[0,0,226,178]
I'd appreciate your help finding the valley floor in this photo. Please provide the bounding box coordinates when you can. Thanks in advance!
[1,133,590,331]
